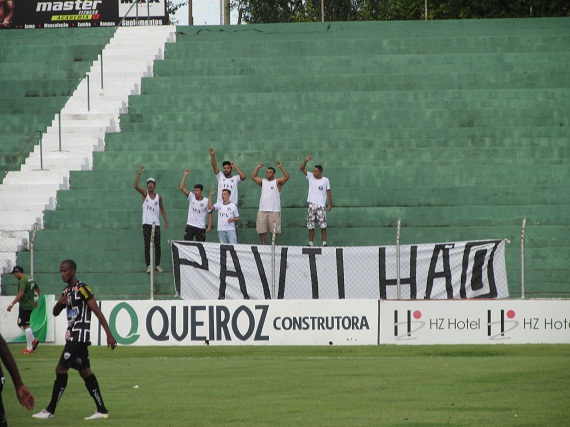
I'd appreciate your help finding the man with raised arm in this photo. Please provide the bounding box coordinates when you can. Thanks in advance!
[300,156,332,247]
[134,165,168,273]
[251,162,290,245]
[180,168,213,241]
[209,148,246,205]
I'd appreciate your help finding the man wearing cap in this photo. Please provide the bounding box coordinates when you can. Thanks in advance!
[134,165,168,273]
[7,266,40,354]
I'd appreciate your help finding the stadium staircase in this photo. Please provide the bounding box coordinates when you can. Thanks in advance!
[2,18,569,299]
[0,26,174,292]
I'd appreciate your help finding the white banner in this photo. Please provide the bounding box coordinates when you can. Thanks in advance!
[380,300,570,344]
[171,240,509,300]
[85,299,569,347]
[92,299,379,346]
[119,0,166,18]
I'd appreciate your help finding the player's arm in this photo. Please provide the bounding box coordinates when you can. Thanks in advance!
[251,164,263,186]
[87,297,117,350]
[209,148,220,175]
[230,206,240,223]
[231,162,247,181]
[7,290,24,312]
[180,169,190,197]
[207,187,216,211]
[300,156,312,175]
[276,162,290,187]
[53,292,67,316]
[327,189,332,211]
[206,211,213,233]
[134,165,147,199]
[159,195,168,229]
[0,334,35,410]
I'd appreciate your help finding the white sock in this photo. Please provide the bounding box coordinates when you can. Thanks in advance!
[309,241,314,246]
[25,328,35,350]
[323,241,327,246]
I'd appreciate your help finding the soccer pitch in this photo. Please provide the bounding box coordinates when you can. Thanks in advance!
[6,344,570,426]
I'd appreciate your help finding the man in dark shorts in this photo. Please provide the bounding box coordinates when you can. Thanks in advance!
[32,260,117,421]
[7,266,40,354]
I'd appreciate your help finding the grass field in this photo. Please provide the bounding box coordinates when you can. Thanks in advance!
[4,344,569,426]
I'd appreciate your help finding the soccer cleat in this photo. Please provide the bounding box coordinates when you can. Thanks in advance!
[32,410,54,419]
[146,265,152,273]
[154,265,164,273]
[32,338,39,351]
[84,412,109,420]
[19,348,34,354]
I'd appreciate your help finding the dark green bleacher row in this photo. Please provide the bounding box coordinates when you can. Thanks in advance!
[0,28,115,178]
[9,18,570,299]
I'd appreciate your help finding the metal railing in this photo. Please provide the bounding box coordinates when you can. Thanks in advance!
[150,222,157,300]
[520,217,526,299]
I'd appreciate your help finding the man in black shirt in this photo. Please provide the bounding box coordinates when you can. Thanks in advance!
[32,260,117,420]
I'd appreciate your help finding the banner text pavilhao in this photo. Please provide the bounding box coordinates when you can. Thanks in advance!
[171,240,509,300]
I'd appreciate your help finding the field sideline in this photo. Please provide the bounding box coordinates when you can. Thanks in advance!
[4,344,570,426]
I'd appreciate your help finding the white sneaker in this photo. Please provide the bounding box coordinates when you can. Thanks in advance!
[32,409,54,419]
[154,265,164,273]
[84,412,109,420]
[146,265,151,273]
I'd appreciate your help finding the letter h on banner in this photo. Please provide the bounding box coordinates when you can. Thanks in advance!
[379,246,417,299]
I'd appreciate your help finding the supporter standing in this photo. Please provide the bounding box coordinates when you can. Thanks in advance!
[207,187,240,244]
[300,156,332,246]
[209,148,246,205]
[180,168,213,241]
[251,162,290,244]
[134,165,168,273]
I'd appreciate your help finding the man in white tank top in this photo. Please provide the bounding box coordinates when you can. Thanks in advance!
[251,162,290,244]
[134,165,168,273]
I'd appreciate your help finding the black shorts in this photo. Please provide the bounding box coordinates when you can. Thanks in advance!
[184,225,207,242]
[58,341,91,370]
[17,308,32,328]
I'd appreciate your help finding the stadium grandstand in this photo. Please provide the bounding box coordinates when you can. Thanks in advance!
[1,17,569,300]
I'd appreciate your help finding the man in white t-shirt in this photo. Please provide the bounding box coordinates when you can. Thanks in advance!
[208,188,240,244]
[300,156,332,247]
[251,162,290,244]
[179,169,213,242]
[134,165,168,273]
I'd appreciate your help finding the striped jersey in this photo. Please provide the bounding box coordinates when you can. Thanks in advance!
[62,281,94,344]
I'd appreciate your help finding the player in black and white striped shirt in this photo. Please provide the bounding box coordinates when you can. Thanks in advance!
[32,260,117,421]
